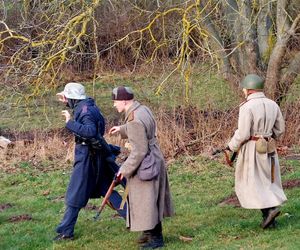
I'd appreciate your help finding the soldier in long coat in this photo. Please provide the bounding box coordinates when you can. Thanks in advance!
[227,74,287,229]
[53,82,126,241]
[109,86,174,249]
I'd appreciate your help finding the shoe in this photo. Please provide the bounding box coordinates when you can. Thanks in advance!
[53,233,74,241]
[261,207,280,229]
[140,235,164,249]
[137,231,151,244]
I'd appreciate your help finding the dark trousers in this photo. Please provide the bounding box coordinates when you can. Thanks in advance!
[56,206,80,237]
[56,192,126,237]
[109,190,127,218]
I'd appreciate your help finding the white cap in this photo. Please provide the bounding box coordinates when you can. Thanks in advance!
[59,82,86,100]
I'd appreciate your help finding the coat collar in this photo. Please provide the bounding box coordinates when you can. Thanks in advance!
[125,101,141,122]
[247,92,266,101]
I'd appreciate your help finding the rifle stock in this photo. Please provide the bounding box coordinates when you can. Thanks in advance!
[212,148,236,167]
[94,175,121,221]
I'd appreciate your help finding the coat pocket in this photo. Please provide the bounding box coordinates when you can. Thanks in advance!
[137,151,160,181]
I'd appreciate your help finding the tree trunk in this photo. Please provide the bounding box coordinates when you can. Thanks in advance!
[238,0,259,74]
[198,2,233,79]
[257,0,273,69]
[221,0,243,76]
[266,0,300,101]
[279,51,300,103]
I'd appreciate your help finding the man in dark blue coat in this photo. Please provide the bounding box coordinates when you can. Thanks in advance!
[53,82,126,241]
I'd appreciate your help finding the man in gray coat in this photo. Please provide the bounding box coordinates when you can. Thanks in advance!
[227,74,287,229]
[109,86,174,249]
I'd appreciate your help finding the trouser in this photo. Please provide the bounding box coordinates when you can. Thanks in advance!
[56,206,80,237]
[109,190,127,218]
[56,192,126,236]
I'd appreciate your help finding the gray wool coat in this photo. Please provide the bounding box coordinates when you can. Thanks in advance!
[228,92,287,209]
[119,101,174,231]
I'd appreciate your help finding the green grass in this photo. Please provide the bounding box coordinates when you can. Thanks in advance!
[1,156,299,250]
[1,72,300,249]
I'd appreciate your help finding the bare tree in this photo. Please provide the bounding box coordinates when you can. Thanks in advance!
[0,0,299,104]
[105,0,300,103]
[0,0,101,98]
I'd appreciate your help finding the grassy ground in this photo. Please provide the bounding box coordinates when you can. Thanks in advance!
[1,72,300,249]
[0,156,299,250]
[0,71,239,131]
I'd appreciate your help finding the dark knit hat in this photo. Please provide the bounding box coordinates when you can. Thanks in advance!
[112,86,134,100]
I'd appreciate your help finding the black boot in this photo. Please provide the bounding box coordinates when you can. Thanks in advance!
[140,222,164,249]
[261,207,280,229]
[137,231,151,244]
[140,234,164,249]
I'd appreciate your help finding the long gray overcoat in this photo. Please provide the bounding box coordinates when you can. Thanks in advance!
[119,101,174,231]
[228,92,287,209]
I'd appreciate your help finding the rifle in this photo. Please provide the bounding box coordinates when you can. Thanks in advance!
[94,174,121,221]
[212,148,237,167]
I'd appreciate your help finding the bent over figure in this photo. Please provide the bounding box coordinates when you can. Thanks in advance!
[227,74,287,229]
[109,86,174,249]
[53,82,126,241]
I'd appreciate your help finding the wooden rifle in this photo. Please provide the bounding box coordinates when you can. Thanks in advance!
[212,148,237,167]
[94,174,121,221]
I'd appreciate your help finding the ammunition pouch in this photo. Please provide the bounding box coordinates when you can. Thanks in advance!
[251,136,276,154]
[267,138,276,154]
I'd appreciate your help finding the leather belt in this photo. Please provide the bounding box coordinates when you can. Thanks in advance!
[250,136,269,141]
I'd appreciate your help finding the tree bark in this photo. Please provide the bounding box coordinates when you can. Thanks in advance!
[221,0,243,76]
[198,2,233,79]
[278,51,300,103]
[238,0,259,74]
[257,0,273,69]
[266,0,300,101]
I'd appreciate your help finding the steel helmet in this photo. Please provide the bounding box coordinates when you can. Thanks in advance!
[59,82,86,100]
[240,74,264,90]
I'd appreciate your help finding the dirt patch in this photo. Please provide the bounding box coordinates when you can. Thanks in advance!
[84,204,98,211]
[282,179,300,189]
[8,214,32,222]
[51,195,65,202]
[218,194,241,207]
[0,203,13,211]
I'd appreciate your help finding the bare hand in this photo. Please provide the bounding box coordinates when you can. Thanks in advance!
[109,126,120,135]
[117,171,124,181]
[61,110,71,123]
[56,93,67,103]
